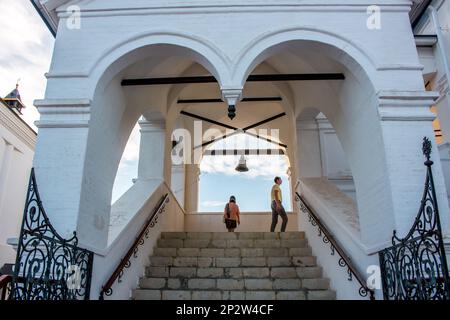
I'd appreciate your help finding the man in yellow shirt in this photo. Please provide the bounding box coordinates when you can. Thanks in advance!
[271,176,288,232]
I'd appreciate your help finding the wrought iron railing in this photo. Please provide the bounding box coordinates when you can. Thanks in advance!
[0,275,12,300]
[295,192,375,300]
[9,169,94,300]
[99,193,170,300]
[378,137,450,300]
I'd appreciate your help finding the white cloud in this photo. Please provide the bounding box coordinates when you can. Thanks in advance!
[0,1,143,204]
[200,154,289,178]
[0,0,55,130]
[210,132,282,150]
[200,133,289,178]
[119,124,141,165]
[112,124,141,202]
[200,200,227,208]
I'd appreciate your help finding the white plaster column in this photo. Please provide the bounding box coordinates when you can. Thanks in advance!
[33,99,91,239]
[137,119,166,180]
[378,91,450,239]
[436,83,450,206]
[171,164,185,208]
[316,114,352,179]
[184,164,200,214]
[296,119,322,178]
[428,5,450,145]
[286,166,295,210]
[435,79,450,144]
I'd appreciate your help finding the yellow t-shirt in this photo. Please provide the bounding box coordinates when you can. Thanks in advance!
[271,184,282,202]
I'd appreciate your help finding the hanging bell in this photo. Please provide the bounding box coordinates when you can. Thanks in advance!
[235,154,249,172]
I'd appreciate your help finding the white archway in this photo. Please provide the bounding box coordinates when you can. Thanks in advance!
[76,41,227,248]
[234,32,396,248]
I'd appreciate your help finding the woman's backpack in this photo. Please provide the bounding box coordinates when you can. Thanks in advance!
[224,203,237,229]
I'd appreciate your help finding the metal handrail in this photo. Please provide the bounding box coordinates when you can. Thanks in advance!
[295,192,375,300]
[99,193,170,300]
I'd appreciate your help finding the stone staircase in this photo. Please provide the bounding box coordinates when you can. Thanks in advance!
[132,232,335,300]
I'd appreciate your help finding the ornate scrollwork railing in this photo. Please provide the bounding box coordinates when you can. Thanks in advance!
[378,137,450,300]
[295,192,375,300]
[99,193,170,300]
[9,169,94,300]
[0,275,12,300]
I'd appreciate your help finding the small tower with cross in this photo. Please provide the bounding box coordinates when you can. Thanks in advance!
[1,81,26,114]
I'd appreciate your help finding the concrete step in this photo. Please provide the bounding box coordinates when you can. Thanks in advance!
[134,232,334,300]
[160,232,306,240]
[152,247,313,258]
[146,266,323,279]
[157,238,308,249]
[139,277,330,291]
[148,256,317,268]
[132,289,336,300]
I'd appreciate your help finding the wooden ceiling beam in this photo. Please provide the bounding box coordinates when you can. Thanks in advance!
[122,73,345,86]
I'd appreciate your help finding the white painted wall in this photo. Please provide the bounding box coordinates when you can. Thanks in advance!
[0,103,36,267]
[90,182,185,300]
[296,115,357,201]
[185,212,298,233]
[415,0,450,211]
[439,143,450,205]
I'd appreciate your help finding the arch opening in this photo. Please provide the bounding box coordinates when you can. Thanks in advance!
[198,133,293,213]
[77,42,223,247]
[238,37,395,246]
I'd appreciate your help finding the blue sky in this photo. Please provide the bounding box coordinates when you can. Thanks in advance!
[198,134,292,212]
[199,172,292,212]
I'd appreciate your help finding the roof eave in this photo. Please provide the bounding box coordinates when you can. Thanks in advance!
[30,1,434,42]
[30,0,57,38]
[410,0,433,29]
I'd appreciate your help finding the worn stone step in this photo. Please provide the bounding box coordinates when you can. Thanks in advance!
[139,277,327,291]
[306,290,336,300]
[132,289,335,300]
[156,238,308,249]
[160,232,306,241]
[152,247,313,258]
[148,256,317,268]
[145,266,323,279]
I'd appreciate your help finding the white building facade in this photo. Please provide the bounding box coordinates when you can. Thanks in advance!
[15,0,450,300]
[414,0,450,206]
[0,97,36,268]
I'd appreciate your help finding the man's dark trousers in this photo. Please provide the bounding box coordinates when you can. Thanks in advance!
[271,200,288,232]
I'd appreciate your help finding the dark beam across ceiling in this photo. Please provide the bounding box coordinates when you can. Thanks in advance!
[180,111,237,130]
[122,73,345,86]
[179,110,288,149]
[177,97,282,104]
[204,149,285,156]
